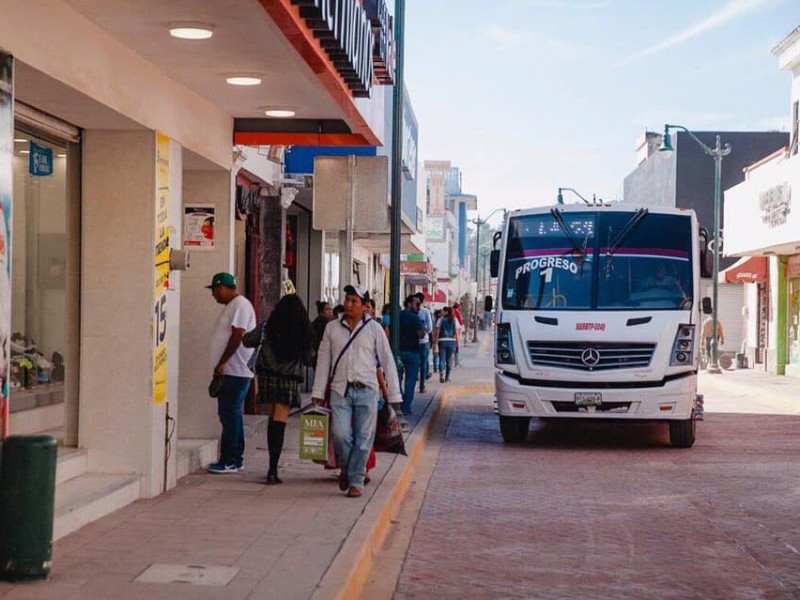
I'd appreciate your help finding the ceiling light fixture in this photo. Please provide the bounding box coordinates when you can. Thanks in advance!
[19,150,30,154]
[226,75,262,86]
[169,22,214,40]
[13,138,27,143]
[57,153,67,158]
[265,108,296,118]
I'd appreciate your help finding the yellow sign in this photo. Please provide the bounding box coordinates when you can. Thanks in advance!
[153,132,170,405]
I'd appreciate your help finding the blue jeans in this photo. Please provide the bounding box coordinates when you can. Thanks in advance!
[438,341,456,381]
[419,342,430,386]
[399,350,420,414]
[217,375,252,466]
[331,386,379,489]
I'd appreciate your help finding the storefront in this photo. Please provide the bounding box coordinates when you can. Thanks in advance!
[8,108,80,442]
[724,148,800,375]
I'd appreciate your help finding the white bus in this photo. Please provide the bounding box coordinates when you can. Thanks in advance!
[490,203,710,448]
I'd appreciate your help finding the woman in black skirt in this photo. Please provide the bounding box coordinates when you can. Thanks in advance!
[243,294,315,484]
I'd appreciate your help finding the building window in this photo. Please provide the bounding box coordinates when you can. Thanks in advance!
[10,129,68,414]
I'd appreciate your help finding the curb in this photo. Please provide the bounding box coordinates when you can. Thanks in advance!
[311,381,494,600]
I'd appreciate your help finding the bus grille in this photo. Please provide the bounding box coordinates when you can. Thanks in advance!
[527,342,656,371]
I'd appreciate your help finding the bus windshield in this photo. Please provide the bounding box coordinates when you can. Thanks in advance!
[502,211,693,311]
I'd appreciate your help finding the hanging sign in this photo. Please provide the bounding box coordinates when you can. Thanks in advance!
[153,132,170,405]
[29,141,53,176]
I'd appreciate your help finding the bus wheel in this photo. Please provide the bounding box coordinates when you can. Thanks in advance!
[499,416,530,444]
[668,416,696,448]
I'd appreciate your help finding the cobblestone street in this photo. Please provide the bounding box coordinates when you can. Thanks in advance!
[390,365,800,599]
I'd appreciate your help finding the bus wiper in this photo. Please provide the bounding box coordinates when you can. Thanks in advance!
[550,208,586,261]
[604,208,648,277]
[605,208,648,258]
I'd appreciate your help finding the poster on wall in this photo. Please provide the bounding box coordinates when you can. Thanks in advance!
[0,52,12,437]
[153,132,170,406]
[184,205,215,250]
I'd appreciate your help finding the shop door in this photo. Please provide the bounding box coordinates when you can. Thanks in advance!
[788,278,800,368]
[757,282,768,364]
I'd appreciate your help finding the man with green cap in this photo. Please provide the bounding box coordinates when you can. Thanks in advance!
[206,272,256,473]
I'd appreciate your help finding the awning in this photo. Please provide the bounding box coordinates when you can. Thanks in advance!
[423,290,447,303]
[719,256,768,284]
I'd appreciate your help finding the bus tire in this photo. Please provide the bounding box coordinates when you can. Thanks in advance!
[668,416,696,448]
[499,415,530,444]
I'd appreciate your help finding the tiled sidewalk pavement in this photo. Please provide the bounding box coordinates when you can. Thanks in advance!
[699,368,800,415]
[0,346,483,600]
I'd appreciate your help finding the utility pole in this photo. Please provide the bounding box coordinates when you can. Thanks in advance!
[389,0,405,355]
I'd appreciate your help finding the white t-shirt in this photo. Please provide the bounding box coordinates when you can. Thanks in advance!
[210,295,257,378]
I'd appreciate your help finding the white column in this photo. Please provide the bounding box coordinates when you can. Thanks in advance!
[80,130,182,498]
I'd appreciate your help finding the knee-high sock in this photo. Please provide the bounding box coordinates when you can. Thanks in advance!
[267,419,286,476]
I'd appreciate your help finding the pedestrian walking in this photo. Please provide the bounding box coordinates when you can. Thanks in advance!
[433,306,460,383]
[333,304,345,319]
[701,315,725,366]
[398,295,424,415]
[432,309,443,374]
[312,301,333,352]
[207,272,256,474]
[243,294,315,485]
[453,302,464,367]
[414,292,433,393]
[381,303,392,337]
[312,285,401,498]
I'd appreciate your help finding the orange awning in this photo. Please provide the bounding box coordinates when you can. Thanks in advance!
[720,256,768,284]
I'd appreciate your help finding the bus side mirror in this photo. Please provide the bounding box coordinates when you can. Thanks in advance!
[699,228,713,278]
[484,295,494,312]
[490,250,500,278]
[702,297,712,315]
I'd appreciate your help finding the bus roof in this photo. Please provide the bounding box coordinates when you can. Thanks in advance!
[508,203,697,219]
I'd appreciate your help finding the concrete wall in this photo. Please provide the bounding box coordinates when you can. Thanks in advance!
[80,130,181,497]
[179,170,234,440]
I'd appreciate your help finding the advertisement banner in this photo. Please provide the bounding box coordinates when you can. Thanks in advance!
[0,52,12,438]
[153,132,170,405]
[184,205,215,250]
[28,141,53,176]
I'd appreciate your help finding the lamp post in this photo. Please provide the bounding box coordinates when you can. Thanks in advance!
[659,124,731,374]
[470,208,507,342]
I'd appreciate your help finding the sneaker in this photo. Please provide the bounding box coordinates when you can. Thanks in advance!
[439,372,445,383]
[419,386,426,393]
[208,462,239,474]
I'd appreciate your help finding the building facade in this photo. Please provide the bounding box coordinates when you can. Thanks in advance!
[723,26,800,375]
[0,0,397,538]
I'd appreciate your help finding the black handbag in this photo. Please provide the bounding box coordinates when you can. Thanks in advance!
[208,374,224,398]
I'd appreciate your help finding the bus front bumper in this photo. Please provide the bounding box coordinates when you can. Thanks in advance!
[495,372,696,420]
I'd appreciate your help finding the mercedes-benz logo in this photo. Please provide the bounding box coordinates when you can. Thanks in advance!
[581,348,600,367]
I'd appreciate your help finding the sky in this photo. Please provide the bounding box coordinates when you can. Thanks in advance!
[403,0,800,226]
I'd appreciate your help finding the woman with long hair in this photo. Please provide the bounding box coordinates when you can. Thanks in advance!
[243,294,315,484]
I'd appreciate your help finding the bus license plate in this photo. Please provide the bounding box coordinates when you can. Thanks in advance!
[575,392,602,407]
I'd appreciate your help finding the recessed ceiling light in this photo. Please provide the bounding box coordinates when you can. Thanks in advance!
[13,138,27,143]
[19,150,30,154]
[265,108,296,118]
[57,153,67,158]
[169,22,214,40]
[226,76,262,86]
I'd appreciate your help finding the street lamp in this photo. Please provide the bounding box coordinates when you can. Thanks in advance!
[659,123,731,375]
[470,208,507,342]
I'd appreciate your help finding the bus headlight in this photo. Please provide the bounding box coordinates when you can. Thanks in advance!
[670,324,695,366]
[496,323,516,365]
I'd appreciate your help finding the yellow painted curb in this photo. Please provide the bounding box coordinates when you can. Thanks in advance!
[311,382,494,600]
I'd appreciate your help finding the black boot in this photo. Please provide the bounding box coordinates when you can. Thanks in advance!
[266,419,286,484]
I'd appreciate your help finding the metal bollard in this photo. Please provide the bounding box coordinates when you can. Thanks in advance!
[0,435,57,582]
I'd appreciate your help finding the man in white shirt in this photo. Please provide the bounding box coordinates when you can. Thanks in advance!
[206,272,256,474]
[312,284,401,498]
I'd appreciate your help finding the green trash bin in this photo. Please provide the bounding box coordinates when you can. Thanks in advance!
[0,435,58,582]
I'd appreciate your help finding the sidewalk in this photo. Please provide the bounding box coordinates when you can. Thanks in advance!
[699,368,800,415]
[0,342,491,600]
